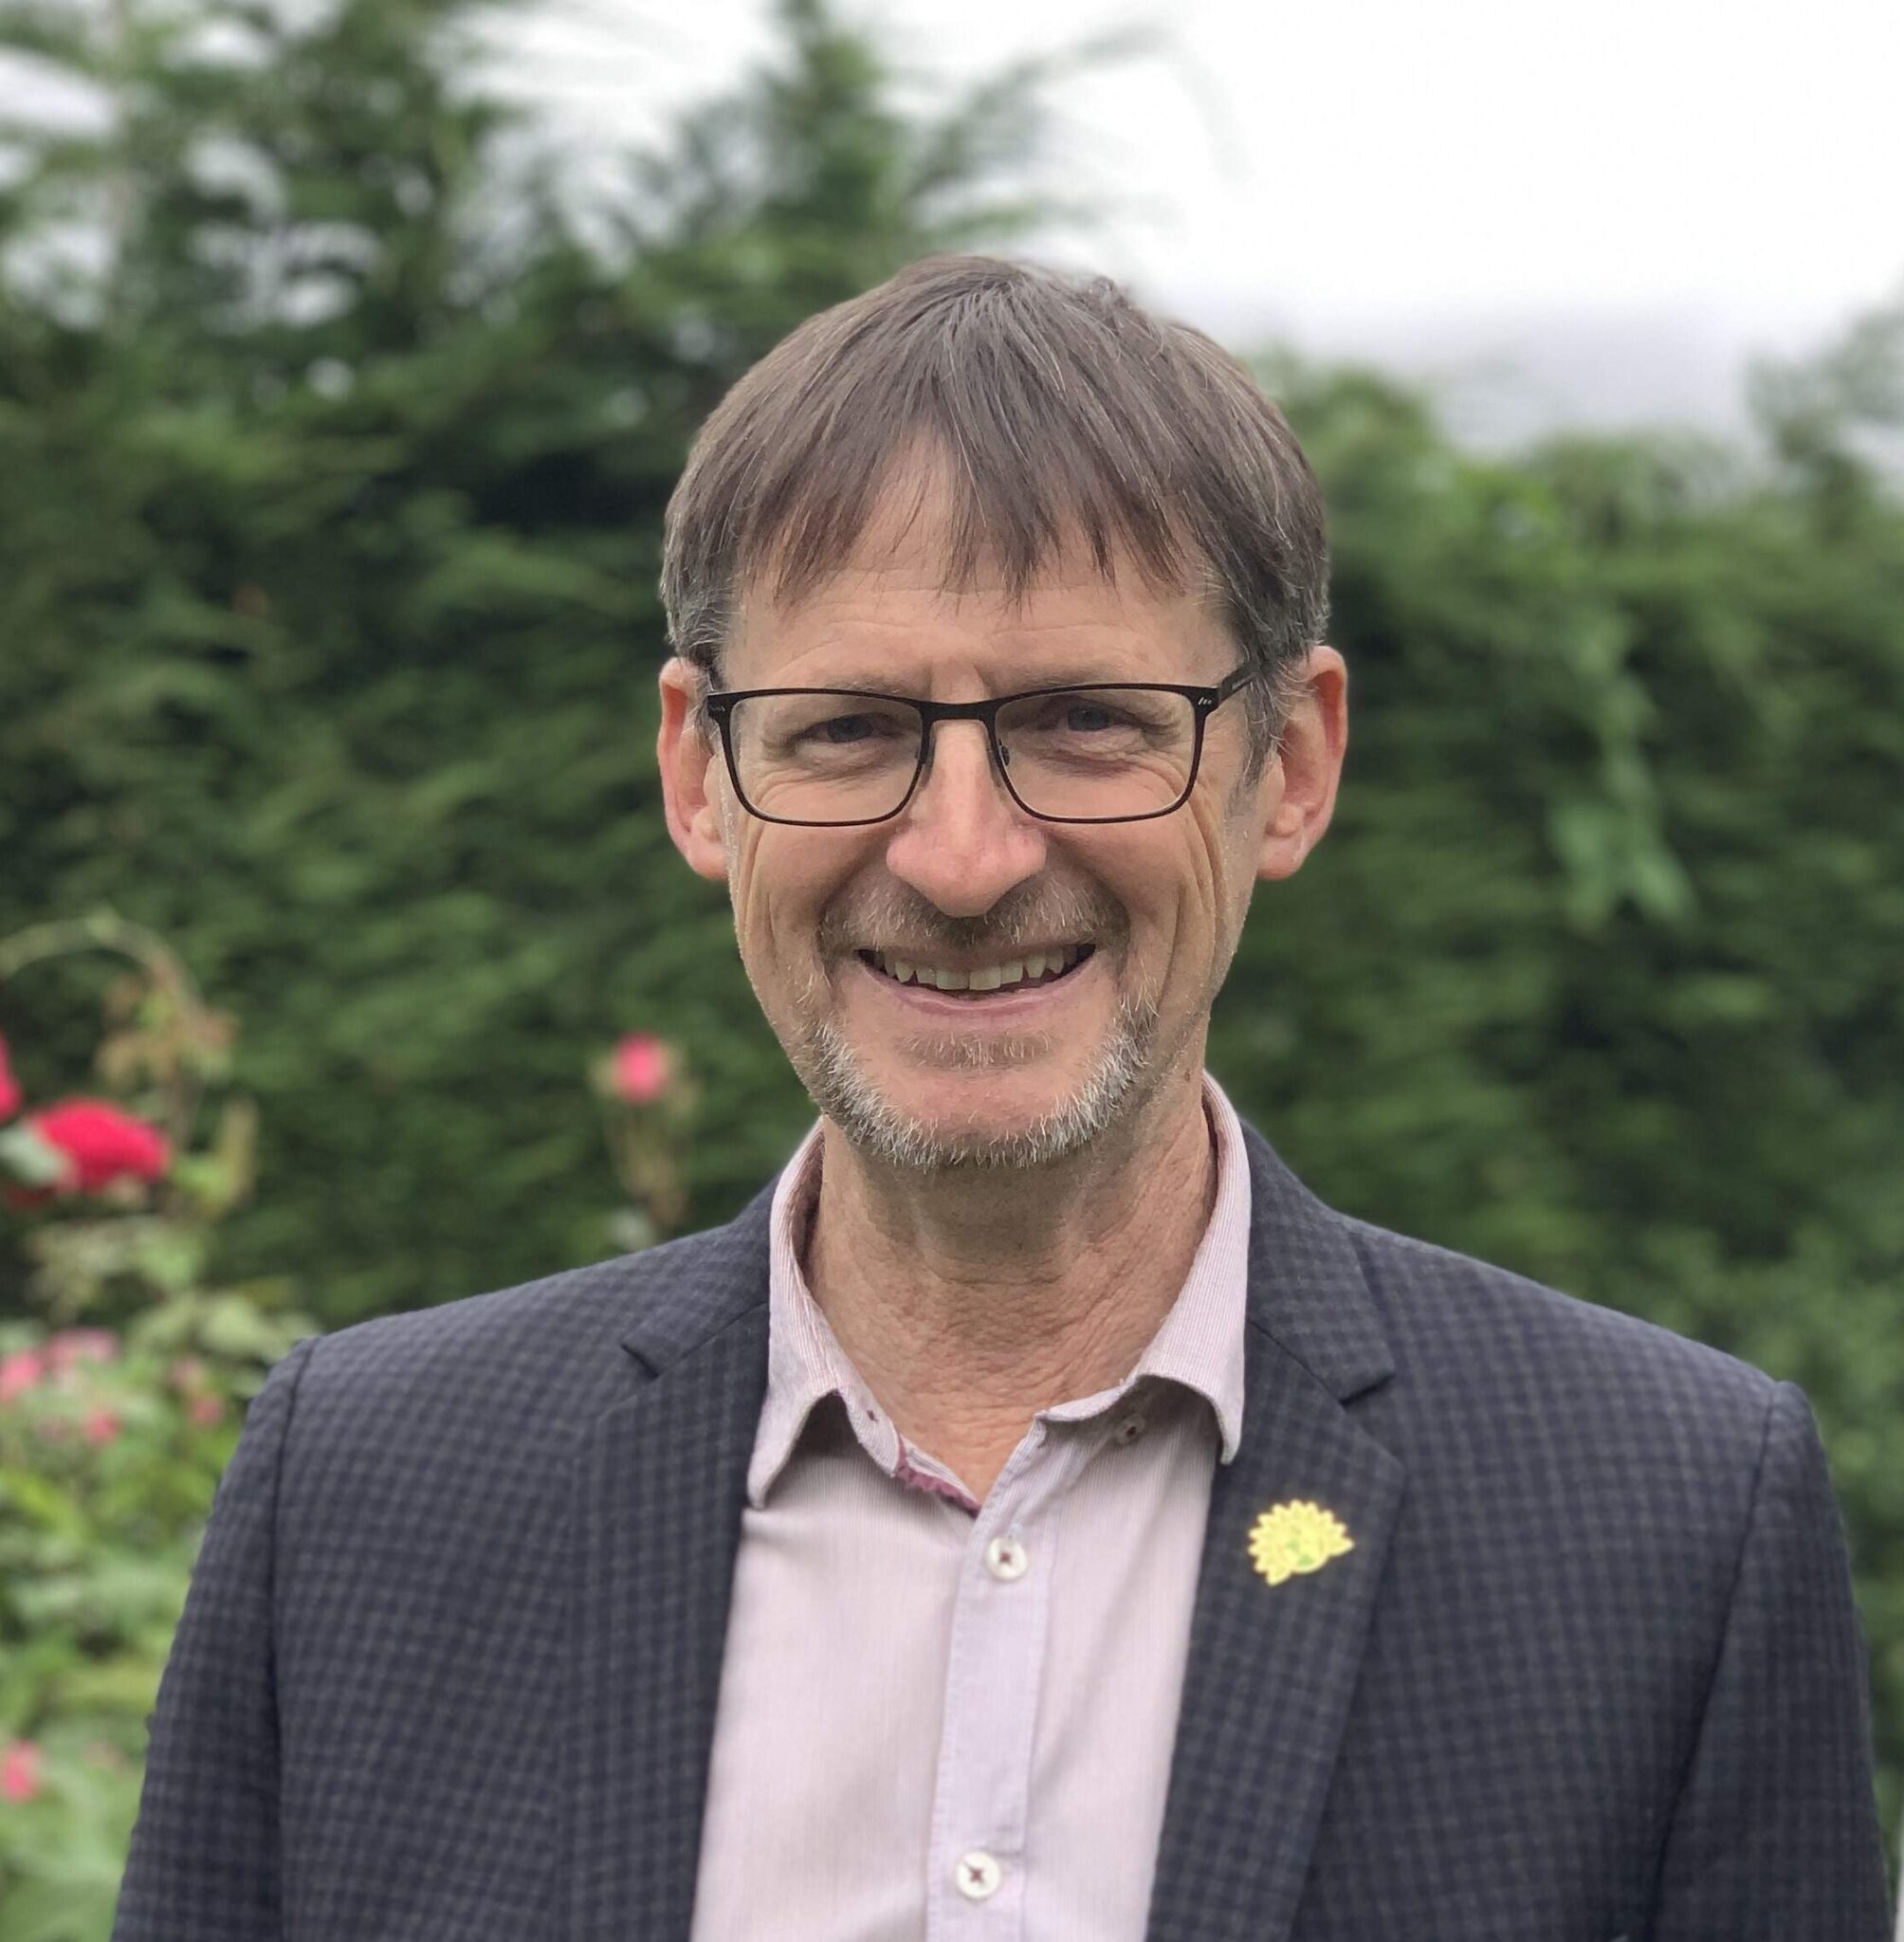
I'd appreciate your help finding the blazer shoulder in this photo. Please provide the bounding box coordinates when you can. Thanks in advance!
[1336,1209,1780,1447]
[280,1197,774,1434]
[1324,1214,1813,1638]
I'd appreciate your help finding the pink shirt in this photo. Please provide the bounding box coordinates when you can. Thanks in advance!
[689,1072,1252,1940]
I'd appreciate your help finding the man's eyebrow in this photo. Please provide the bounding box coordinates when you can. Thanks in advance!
[761,665,1152,696]
[778,676,917,696]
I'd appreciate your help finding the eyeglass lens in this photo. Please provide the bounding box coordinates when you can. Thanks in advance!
[724,688,1200,824]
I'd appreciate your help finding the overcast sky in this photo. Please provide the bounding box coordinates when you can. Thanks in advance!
[4,0,1897,449]
[494,0,1904,449]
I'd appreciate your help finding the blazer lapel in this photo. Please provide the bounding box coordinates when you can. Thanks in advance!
[564,1188,775,1942]
[1144,1123,1407,1942]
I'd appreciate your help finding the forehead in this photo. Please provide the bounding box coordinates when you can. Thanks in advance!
[726,464,1234,689]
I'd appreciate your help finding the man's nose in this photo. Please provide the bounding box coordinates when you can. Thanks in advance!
[881,719,1049,917]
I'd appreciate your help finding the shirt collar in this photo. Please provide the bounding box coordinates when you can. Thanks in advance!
[747,1069,1253,1509]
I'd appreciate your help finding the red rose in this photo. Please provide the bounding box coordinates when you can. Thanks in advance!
[0,1034,20,1123]
[24,1098,171,1196]
[611,1034,675,1106]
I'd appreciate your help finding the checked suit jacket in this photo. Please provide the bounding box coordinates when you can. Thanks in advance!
[112,1116,1892,1941]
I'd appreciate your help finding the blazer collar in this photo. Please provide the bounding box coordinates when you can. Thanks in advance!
[1236,1116,1394,1402]
[613,1171,776,1376]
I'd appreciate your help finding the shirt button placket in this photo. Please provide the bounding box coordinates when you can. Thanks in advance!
[927,1431,1074,1939]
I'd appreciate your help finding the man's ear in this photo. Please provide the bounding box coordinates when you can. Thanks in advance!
[1255,645,1347,882]
[657,657,732,884]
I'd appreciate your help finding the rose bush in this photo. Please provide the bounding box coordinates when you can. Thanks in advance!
[0,920,318,1940]
[2,939,705,1935]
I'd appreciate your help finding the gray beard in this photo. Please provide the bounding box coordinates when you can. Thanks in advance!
[789,983,1165,1172]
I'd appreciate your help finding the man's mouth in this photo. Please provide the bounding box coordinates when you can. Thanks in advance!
[854,942,1096,998]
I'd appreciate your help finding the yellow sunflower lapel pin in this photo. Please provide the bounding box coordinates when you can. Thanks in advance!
[1248,1499,1354,1586]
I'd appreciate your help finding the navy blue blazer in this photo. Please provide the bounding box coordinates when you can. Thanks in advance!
[112,1117,1891,1939]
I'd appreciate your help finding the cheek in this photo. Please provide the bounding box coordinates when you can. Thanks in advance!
[1201,792,1264,916]
[1150,827,1246,992]
[728,835,854,978]
[727,835,792,963]
[1090,827,1230,978]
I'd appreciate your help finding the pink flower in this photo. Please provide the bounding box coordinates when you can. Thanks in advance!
[82,1407,122,1447]
[1,1740,41,1805]
[611,1034,675,1106]
[189,1394,226,1429]
[24,1099,170,1196]
[169,1356,208,1392]
[0,1348,45,1404]
[46,1328,119,1374]
[0,1034,20,1123]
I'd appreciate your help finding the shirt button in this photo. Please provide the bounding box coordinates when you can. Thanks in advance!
[955,1849,1003,1899]
[1112,1414,1147,1444]
[983,1534,1029,1581]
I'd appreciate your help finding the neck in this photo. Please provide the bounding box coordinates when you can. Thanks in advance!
[799,1059,1218,1497]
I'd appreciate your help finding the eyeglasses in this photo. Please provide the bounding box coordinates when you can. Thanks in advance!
[701,666,1261,827]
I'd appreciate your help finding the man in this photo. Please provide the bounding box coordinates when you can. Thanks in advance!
[113,255,1890,1940]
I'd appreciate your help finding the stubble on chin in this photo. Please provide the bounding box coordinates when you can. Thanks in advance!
[784,980,1166,1173]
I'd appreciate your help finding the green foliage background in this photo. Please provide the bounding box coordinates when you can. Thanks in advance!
[3,0,1900,1896]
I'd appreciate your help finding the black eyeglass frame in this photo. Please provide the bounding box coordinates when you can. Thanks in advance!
[700,665,1264,828]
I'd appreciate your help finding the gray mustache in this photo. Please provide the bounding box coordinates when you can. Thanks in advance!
[815,885,1119,959]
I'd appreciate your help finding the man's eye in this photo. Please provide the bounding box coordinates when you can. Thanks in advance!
[803,713,888,744]
[779,706,917,757]
[1030,698,1143,735]
[1060,704,1124,733]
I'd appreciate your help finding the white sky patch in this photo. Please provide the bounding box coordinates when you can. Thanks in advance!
[485,0,1904,446]
[5,0,1897,447]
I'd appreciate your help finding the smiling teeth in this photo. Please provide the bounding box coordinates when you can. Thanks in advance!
[872,944,1088,990]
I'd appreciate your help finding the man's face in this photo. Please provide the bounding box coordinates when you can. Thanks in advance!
[658,472,1345,1172]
